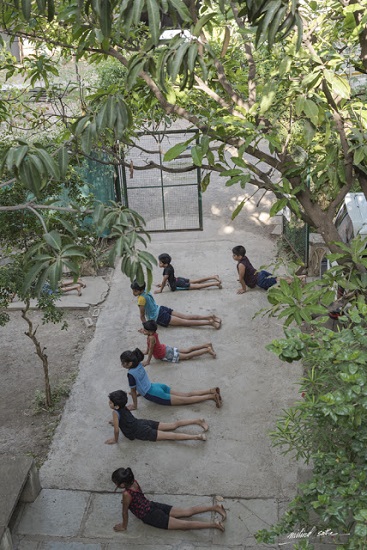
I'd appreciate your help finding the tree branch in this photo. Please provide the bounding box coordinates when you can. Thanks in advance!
[193,76,246,119]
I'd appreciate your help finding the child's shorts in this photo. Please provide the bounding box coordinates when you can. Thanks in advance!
[145,383,171,405]
[142,501,173,529]
[175,277,190,290]
[156,306,173,327]
[129,419,159,442]
[256,270,277,290]
[163,346,180,363]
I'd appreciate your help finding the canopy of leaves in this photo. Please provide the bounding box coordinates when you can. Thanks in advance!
[1,0,367,258]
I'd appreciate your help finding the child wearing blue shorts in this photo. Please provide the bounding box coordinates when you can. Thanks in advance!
[131,281,221,329]
[120,349,222,409]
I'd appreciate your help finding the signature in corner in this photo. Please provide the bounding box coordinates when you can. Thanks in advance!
[277,527,351,547]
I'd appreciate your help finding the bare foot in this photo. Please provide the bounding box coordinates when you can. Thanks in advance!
[211,315,221,323]
[211,319,221,330]
[215,504,227,521]
[218,282,222,289]
[197,433,206,441]
[216,387,223,405]
[214,393,222,408]
[198,419,209,432]
[207,345,216,358]
[215,521,225,532]
[214,275,221,283]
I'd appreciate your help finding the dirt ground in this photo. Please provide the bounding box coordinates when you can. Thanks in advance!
[0,308,96,467]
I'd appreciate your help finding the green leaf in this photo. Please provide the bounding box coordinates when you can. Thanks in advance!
[260,89,276,114]
[304,120,316,144]
[14,145,29,168]
[43,230,62,251]
[22,260,50,294]
[58,146,69,179]
[168,0,191,22]
[219,168,243,176]
[232,157,248,169]
[47,0,55,21]
[270,198,288,217]
[200,173,210,192]
[126,59,146,90]
[355,523,367,537]
[192,12,215,37]
[99,0,112,38]
[354,147,366,165]
[295,95,305,117]
[54,217,78,238]
[132,0,144,25]
[21,0,31,19]
[231,199,245,220]
[303,99,319,124]
[170,42,190,82]
[93,203,105,227]
[163,138,195,161]
[191,145,203,166]
[324,70,350,99]
[47,260,63,290]
[146,267,153,292]
[35,147,60,180]
[146,0,160,45]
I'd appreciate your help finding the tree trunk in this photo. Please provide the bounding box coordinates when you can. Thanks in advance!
[21,299,52,408]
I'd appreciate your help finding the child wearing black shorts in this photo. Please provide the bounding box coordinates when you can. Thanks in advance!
[111,467,227,532]
[105,390,208,444]
[155,253,221,293]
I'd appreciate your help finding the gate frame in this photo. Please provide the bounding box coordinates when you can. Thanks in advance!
[118,129,203,232]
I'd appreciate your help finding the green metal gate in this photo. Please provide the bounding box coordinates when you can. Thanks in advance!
[118,129,203,232]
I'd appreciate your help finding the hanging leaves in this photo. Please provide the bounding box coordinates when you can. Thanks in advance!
[244,0,303,50]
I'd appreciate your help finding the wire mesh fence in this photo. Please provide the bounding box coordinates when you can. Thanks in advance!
[118,129,202,232]
[282,212,309,265]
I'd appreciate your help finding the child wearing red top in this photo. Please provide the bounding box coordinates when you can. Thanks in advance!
[141,320,216,366]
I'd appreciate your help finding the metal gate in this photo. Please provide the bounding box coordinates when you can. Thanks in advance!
[118,129,203,232]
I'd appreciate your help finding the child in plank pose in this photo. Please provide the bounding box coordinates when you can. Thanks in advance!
[105,390,208,444]
[131,280,221,329]
[111,467,226,532]
[232,245,306,295]
[140,320,216,366]
[155,253,221,293]
[120,348,222,410]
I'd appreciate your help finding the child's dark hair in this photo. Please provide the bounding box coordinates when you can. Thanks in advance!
[232,245,246,257]
[143,320,158,332]
[112,467,134,488]
[109,390,128,409]
[120,348,144,367]
[158,253,171,265]
[131,280,146,291]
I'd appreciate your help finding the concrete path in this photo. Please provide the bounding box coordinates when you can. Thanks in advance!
[12,179,303,549]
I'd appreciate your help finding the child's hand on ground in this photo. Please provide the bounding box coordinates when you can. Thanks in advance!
[105,438,117,445]
[126,404,137,411]
[154,289,162,294]
[142,360,150,367]
[113,523,126,532]
[237,288,246,294]
[138,328,144,334]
